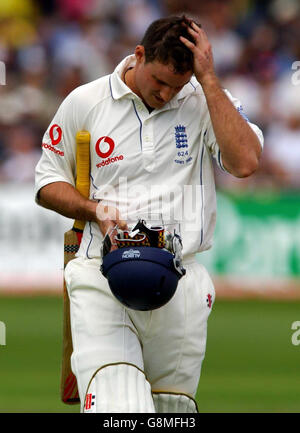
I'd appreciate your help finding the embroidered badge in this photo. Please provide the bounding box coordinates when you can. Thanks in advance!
[175,125,188,148]
[174,124,192,165]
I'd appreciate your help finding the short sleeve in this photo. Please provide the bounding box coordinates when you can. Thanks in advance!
[35,89,83,201]
[204,88,264,172]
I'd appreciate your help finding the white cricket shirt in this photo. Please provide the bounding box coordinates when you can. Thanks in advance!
[35,55,263,259]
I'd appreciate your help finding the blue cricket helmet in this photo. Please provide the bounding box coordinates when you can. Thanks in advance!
[101,245,185,311]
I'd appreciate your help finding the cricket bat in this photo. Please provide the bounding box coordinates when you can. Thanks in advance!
[60,131,90,404]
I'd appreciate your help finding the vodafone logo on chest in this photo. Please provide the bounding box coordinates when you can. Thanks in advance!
[95,136,124,168]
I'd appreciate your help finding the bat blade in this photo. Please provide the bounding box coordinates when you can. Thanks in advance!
[61,229,82,403]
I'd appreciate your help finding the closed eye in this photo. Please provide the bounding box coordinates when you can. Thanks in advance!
[155,78,168,86]
[152,75,189,90]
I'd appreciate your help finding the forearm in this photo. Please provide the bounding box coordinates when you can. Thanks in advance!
[38,181,128,237]
[37,181,97,222]
[201,75,261,177]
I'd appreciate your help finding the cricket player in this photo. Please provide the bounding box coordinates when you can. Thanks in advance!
[35,16,263,413]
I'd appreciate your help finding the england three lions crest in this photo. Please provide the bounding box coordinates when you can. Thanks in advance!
[174,124,192,165]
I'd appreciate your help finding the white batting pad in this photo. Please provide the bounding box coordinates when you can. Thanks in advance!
[84,363,155,413]
[152,392,198,413]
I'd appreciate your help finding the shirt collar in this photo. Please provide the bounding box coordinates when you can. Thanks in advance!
[109,54,198,107]
[109,55,137,101]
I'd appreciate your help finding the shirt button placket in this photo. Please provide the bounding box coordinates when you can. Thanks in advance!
[142,116,155,172]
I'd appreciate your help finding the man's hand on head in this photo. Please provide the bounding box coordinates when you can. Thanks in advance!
[180,22,216,86]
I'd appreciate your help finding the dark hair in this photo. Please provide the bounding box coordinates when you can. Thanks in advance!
[140,15,201,74]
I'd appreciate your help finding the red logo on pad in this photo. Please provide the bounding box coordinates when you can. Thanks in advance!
[206,294,212,309]
[85,393,92,410]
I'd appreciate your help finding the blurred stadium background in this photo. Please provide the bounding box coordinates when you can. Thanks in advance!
[0,0,300,413]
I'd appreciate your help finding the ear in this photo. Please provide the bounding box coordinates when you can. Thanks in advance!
[134,45,145,64]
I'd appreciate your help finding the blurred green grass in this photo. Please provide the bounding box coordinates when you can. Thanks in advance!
[0,296,78,413]
[197,299,300,413]
[0,296,299,413]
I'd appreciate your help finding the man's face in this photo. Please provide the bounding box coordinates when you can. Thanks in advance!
[134,46,193,109]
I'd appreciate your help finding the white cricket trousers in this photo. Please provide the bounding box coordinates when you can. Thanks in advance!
[64,255,215,409]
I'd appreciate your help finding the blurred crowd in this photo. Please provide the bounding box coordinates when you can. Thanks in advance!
[0,0,300,191]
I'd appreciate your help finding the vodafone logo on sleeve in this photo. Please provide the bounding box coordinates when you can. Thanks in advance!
[95,136,124,168]
[49,124,62,145]
[42,124,64,156]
